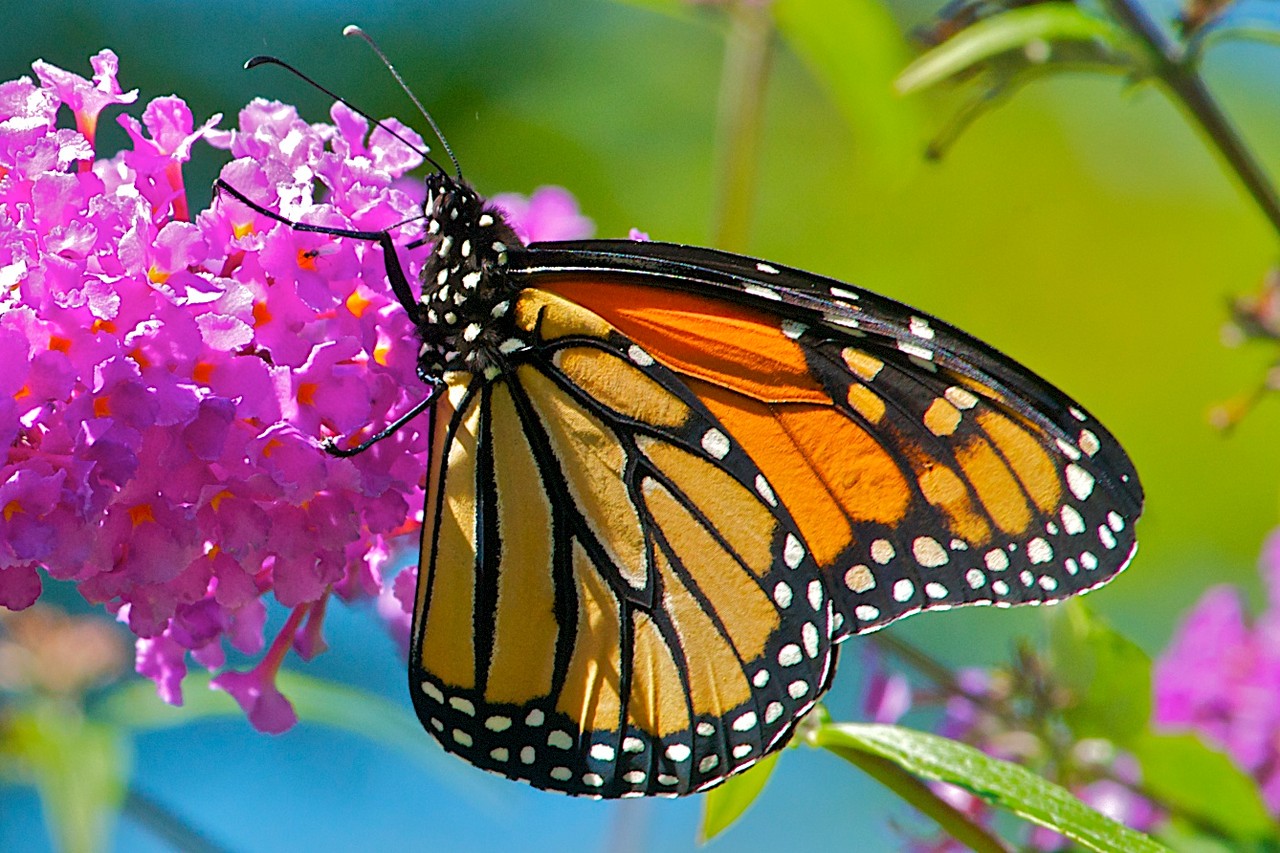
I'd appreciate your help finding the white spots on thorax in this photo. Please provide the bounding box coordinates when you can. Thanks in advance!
[1065,464,1095,501]
[909,316,935,340]
[478,213,495,227]
[436,268,449,286]
[491,241,507,254]
[460,239,471,259]
[913,536,948,567]
[499,338,525,355]
[437,235,453,258]
[463,323,481,343]
[756,262,780,275]
[773,581,793,608]
[892,579,914,602]
[462,270,482,290]
[701,428,730,459]
[491,301,510,318]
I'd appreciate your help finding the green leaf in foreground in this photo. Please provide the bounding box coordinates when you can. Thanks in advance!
[895,3,1130,94]
[811,722,1169,853]
[1131,731,1275,842]
[700,751,780,843]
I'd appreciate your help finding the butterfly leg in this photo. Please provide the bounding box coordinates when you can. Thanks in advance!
[322,377,446,458]
[212,178,421,319]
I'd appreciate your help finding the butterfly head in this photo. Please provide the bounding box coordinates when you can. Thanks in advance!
[417,173,523,378]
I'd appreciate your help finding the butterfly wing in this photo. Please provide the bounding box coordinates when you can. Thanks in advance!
[510,240,1142,640]
[410,287,837,798]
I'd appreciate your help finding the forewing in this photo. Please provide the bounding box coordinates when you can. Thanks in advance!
[512,241,1142,641]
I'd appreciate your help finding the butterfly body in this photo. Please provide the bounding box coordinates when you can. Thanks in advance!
[395,174,1141,798]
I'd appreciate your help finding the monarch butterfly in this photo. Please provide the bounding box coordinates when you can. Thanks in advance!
[217,48,1142,800]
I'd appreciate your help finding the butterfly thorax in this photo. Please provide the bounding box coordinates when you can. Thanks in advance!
[415,174,523,379]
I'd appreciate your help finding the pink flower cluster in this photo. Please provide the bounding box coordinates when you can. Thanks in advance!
[0,50,590,731]
[1154,530,1280,810]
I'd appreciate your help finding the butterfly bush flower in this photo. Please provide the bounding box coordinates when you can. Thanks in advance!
[1154,530,1280,810]
[0,50,591,730]
[861,652,1161,849]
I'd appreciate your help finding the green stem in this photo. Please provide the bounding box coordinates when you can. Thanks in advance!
[711,1,775,252]
[1103,0,1280,238]
[122,787,233,853]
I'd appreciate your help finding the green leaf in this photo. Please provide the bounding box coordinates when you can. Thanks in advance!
[812,722,1169,853]
[2,701,130,853]
[1049,601,1151,745]
[700,751,780,842]
[1131,731,1275,841]
[896,4,1130,94]
[774,0,924,185]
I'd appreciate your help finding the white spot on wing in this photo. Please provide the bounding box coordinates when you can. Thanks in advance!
[701,428,730,459]
[1066,464,1095,501]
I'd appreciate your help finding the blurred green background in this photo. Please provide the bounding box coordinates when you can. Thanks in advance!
[4,0,1280,850]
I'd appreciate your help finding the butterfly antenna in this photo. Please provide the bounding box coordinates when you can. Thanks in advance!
[343,25,463,180]
[243,54,450,175]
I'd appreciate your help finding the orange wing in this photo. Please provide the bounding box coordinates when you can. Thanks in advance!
[536,272,1140,639]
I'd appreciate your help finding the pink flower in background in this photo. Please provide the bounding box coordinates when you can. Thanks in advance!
[1154,530,1280,810]
[0,50,591,732]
